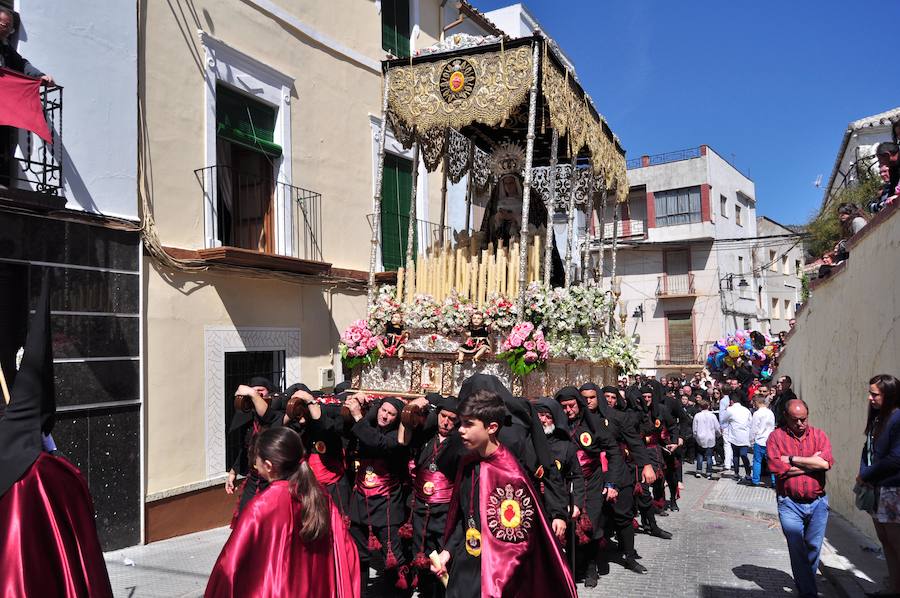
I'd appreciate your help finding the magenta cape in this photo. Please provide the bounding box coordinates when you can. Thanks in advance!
[0,452,113,597]
[205,480,360,598]
[449,443,578,598]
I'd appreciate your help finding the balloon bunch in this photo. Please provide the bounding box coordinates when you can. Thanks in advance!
[706,330,777,381]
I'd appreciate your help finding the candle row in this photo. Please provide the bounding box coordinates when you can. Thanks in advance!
[395,234,543,307]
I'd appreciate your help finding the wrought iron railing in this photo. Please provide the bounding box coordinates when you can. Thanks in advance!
[194,165,323,261]
[627,147,701,170]
[655,344,706,366]
[656,273,696,297]
[2,84,63,194]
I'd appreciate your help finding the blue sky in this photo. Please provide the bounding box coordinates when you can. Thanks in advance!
[475,0,900,225]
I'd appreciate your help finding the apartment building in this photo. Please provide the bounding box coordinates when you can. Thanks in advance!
[597,145,796,376]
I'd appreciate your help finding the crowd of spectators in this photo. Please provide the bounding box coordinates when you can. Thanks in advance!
[625,369,795,488]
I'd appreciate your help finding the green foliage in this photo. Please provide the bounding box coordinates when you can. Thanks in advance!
[806,174,882,258]
[800,271,810,303]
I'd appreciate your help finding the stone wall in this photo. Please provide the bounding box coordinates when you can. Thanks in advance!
[777,203,899,540]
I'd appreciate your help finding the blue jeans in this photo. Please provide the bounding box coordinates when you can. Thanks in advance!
[752,443,776,485]
[696,446,714,474]
[777,494,829,598]
[731,443,751,478]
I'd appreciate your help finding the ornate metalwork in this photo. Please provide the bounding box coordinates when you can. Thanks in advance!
[516,43,541,319]
[405,143,420,273]
[441,361,455,395]
[563,155,578,288]
[368,73,392,309]
[541,46,628,203]
[387,45,534,136]
[543,128,559,287]
[447,128,472,184]
[532,164,596,210]
[410,360,423,393]
[489,142,526,178]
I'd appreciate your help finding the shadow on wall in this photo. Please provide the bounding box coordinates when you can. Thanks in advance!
[775,203,899,542]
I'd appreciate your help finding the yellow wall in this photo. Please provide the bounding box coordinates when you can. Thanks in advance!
[144,258,368,493]
[142,0,385,269]
[776,207,900,541]
[141,0,481,495]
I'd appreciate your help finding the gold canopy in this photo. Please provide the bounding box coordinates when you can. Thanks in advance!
[383,37,628,203]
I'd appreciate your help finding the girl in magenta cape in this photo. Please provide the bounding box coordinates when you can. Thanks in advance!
[205,427,360,598]
[433,389,578,598]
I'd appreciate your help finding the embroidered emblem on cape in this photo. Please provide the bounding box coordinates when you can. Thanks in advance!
[465,526,482,557]
[363,466,377,488]
[534,465,544,479]
[423,481,435,496]
[314,440,327,454]
[655,419,661,429]
[604,419,609,427]
[487,484,535,543]
[579,432,592,447]
[554,459,562,470]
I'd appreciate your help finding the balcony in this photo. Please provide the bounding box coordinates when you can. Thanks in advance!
[188,165,327,275]
[656,273,696,298]
[0,83,64,208]
[655,344,707,368]
[602,219,645,240]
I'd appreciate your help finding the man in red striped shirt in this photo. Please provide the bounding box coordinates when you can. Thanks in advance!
[766,398,833,598]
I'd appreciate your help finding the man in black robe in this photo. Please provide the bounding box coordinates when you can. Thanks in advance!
[555,385,625,587]
[399,395,464,597]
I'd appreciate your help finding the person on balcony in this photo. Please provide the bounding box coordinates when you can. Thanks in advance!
[0,8,54,84]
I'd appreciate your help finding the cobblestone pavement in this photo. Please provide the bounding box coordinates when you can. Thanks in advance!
[578,471,839,598]
[107,472,844,597]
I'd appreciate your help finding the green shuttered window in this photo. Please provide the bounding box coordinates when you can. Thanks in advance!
[216,84,282,158]
[381,153,415,271]
[382,0,411,58]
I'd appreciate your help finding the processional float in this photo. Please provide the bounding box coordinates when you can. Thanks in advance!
[352,33,637,397]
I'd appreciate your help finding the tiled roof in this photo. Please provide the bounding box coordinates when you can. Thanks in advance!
[848,106,900,131]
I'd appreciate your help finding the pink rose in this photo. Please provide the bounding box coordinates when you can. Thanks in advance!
[366,337,379,350]
[520,322,534,335]
[524,351,539,363]
[354,346,367,357]
[524,340,536,351]
[536,339,548,354]
[350,331,361,343]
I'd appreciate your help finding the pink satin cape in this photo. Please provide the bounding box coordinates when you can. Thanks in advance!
[0,452,113,598]
[205,480,360,598]
[452,444,578,598]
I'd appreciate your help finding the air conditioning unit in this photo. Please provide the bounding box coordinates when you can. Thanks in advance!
[318,366,335,390]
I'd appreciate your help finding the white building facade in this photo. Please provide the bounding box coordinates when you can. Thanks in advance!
[597,145,795,376]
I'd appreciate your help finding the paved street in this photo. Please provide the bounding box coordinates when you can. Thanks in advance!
[105,467,886,597]
[579,472,839,598]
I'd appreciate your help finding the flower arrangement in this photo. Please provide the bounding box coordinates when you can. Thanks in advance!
[522,282,550,327]
[339,319,381,369]
[438,291,474,336]
[368,285,402,335]
[484,292,518,331]
[498,321,550,376]
[405,293,442,331]
[543,287,578,334]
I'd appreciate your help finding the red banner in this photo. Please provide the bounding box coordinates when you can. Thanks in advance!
[0,67,51,143]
